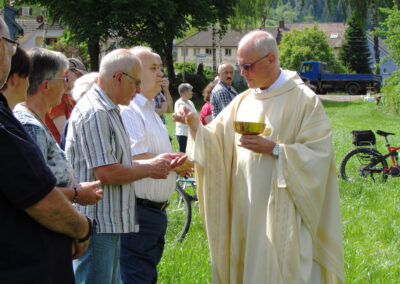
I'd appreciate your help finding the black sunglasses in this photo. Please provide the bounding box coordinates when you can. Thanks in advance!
[236,53,270,72]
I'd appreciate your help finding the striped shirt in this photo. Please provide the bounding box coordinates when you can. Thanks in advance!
[65,84,138,233]
[210,81,238,119]
[120,94,176,202]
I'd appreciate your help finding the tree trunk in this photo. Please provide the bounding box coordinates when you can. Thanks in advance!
[212,23,217,77]
[88,41,100,72]
[163,38,176,92]
[260,0,267,30]
[371,0,380,75]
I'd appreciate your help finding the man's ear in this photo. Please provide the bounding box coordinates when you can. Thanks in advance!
[38,80,49,93]
[8,73,16,87]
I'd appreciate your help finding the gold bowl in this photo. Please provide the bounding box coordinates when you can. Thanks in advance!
[233,121,266,135]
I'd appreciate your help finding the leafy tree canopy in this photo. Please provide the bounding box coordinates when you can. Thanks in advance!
[377,4,400,66]
[279,25,345,73]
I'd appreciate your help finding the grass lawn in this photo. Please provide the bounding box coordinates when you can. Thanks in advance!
[158,99,400,283]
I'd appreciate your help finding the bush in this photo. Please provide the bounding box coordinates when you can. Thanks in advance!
[171,62,214,109]
[381,70,400,114]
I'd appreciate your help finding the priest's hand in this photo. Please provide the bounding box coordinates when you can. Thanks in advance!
[172,105,199,138]
[238,135,276,156]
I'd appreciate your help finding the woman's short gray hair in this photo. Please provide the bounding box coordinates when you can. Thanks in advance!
[99,49,141,79]
[27,47,68,95]
[178,83,193,96]
[238,30,280,65]
[71,72,99,102]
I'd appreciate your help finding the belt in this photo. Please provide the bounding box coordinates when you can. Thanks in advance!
[136,198,169,211]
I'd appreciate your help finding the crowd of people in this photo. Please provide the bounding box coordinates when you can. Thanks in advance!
[0,15,345,284]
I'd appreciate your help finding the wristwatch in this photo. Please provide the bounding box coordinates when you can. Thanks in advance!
[272,143,280,158]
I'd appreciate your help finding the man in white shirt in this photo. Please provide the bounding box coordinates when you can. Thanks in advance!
[120,47,192,283]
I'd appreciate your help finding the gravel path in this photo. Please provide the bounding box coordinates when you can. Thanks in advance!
[318,94,363,102]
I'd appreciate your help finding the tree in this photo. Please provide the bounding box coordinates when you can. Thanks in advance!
[112,0,235,96]
[15,0,119,71]
[376,4,400,113]
[377,4,400,66]
[279,25,345,73]
[339,13,371,73]
[328,0,400,74]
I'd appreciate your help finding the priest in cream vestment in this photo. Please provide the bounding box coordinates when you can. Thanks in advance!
[174,30,344,284]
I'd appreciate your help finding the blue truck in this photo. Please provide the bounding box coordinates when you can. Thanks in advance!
[299,61,382,95]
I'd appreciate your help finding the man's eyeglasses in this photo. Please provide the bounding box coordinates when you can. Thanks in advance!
[122,72,141,87]
[2,36,19,56]
[236,53,271,72]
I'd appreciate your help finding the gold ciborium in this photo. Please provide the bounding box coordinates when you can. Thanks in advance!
[233,121,266,135]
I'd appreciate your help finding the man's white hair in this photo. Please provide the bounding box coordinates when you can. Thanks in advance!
[71,72,99,102]
[130,46,153,58]
[99,49,141,79]
[217,62,234,74]
[238,30,280,65]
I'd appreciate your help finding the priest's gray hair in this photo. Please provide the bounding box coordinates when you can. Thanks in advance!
[238,30,280,65]
[99,49,141,79]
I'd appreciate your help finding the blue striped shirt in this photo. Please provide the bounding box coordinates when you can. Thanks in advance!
[65,84,138,233]
[210,81,238,119]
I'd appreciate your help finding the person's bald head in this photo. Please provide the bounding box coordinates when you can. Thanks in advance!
[130,46,163,99]
[218,63,234,86]
[237,30,281,89]
[98,48,142,105]
[0,18,13,88]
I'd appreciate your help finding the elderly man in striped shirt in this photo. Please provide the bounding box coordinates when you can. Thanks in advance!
[119,47,192,283]
[65,49,183,284]
[210,62,238,119]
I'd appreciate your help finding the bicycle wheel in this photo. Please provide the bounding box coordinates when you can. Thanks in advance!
[340,147,388,182]
[166,185,192,241]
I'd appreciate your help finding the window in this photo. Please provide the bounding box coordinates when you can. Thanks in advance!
[330,33,338,39]
[20,7,32,16]
[193,48,200,56]
[181,48,188,57]
[225,48,232,56]
[206,48,212,55]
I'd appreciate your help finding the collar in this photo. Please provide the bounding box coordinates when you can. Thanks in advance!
[0,93,9,108]
[93,84,119,111]
[134,93,155,110]
[254,68,287,94]
[219,81,234,90]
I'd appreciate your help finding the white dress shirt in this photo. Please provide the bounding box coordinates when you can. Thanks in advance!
[120,94,177,202]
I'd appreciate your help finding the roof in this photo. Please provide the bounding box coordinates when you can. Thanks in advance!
[176,27,279,47]
[283,22,346,48]
[15,19,41,34]
[16,18,64,34]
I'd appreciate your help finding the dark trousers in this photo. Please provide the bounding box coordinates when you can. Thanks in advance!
[120,204,168,284]
[176,135,188,153]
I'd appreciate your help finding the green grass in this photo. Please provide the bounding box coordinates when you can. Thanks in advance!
[159,100,400,283]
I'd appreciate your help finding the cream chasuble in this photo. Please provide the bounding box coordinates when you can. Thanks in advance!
[187,70,344,284]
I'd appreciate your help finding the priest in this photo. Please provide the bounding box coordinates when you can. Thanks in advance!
[173,30,344,284]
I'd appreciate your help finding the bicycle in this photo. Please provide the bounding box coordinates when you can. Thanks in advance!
[166,177,198,241]
[340,130,400,182]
